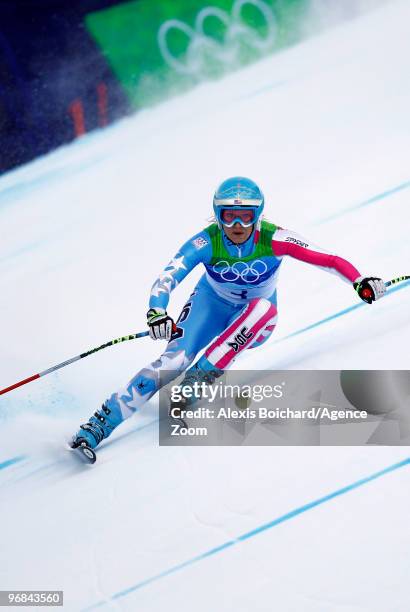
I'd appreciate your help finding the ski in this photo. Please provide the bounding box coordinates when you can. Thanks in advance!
[70,441,97,464]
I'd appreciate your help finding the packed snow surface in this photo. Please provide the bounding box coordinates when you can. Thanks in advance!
[1,2,409,610]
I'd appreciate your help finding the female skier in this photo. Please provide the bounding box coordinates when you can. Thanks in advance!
[71,176,386,455]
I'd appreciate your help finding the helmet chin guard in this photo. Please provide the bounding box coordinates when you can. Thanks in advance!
[213,176,264,232]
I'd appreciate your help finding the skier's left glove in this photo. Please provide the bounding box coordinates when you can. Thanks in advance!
[353,276,386,304]
[147,308,176,340]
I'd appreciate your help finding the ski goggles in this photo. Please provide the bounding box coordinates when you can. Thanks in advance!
[220,208,256,228]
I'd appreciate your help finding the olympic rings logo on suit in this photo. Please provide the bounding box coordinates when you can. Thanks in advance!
[213,259,268,283]
[158,0,277,75]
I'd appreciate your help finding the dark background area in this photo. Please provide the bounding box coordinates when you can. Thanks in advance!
[0,0,132,174]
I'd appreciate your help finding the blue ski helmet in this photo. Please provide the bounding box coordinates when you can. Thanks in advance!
[213,177,264,230]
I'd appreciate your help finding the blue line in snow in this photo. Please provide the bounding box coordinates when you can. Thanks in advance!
[2,285,409,480]
[317,179,410,224]
[0,455,26,471]
[84,456,410,610]
[0,418,160,486]
[279,279,410,341]
[239,79,287,100]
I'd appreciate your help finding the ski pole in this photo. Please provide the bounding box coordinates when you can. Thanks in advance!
[0,331,150,396]
[361,275,410,300]
[385,276,410,286]
[1,276,408,398]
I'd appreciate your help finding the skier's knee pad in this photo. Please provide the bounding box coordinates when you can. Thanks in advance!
[205,298,277,369]
[245,299,277,349]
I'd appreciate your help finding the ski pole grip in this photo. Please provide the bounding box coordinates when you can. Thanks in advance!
[171,323,182,339]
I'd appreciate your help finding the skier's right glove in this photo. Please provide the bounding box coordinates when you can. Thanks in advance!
[353,276,386,304]
[147,308,176,340]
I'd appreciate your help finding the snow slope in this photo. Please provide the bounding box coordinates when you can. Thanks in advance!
[1,1,410,610]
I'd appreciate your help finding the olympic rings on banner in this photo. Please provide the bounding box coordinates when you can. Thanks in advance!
[158,0,277,75]
[213,259,268,283]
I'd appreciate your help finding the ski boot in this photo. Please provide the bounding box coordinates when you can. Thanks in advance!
[169,355,224,424]
[70,403,122,463]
